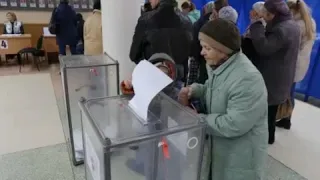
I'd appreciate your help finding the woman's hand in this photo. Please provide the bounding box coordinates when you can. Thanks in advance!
[123,79,133,89]
[250,10,262,23]
[178,87,192,106]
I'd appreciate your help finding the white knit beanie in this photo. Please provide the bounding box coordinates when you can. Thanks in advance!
[218,6,238,24]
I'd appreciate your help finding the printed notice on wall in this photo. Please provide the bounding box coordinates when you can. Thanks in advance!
[39,0,46,8]
[19,0,27,7]
[84,133,101,180]
[10,0,18,7]
[29,0,36,7]
[0,40,9,49]
[0,0,8,7]
[47,0,54,8]
[73,0,80,9]
[80,0,87,9]
[88,0,93,9]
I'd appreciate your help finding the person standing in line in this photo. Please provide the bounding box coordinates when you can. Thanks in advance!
[76,13,85,54]
[187,1,215,85]
[187,0,230,85]
[179,19,268,180]
[276,0,317,129]
[181,1,201,24]
[84,0,103,55]
[249,0,301,144]
[54,0,78,55]
[242,1,266,68]
[129,0,193,82]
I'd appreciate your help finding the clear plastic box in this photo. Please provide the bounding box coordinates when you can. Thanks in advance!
[60,54,119,165]
[79,93,206,180]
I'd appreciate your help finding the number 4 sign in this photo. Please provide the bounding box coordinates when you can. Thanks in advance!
[0,40,8,49]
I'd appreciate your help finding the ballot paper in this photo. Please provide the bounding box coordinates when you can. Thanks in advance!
[129,60,173,121]
[43,27,55,36]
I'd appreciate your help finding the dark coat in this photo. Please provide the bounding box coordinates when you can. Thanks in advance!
[241,37,260,68]
[250,14,301,105]
[129,0,193,66]
[54,3,78,46]
[189,12,211,84]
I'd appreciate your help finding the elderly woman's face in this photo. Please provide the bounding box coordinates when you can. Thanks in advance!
[200,41,227,66]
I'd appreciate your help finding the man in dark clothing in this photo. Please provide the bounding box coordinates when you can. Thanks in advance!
[129,0,192,81]
[55,0,78,55]
[249,0,300,144]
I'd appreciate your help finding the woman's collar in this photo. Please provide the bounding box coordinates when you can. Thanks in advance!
[207,51,240,76]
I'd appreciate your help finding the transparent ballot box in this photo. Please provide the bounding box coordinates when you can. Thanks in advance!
[60,54,119,165]
[79,93,206,180]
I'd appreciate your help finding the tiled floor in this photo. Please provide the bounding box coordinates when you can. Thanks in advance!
[0,64,312,180]
[0,73,65,155]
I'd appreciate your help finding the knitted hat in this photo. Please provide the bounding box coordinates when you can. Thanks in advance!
[199,18,240,54]
[218,6,238,23]
[148,53,177,80]
[264,0,290,15]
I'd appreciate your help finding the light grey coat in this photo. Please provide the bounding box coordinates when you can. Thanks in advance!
[294,15,316,82]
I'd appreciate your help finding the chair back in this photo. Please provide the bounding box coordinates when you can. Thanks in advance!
[36,35,44,50]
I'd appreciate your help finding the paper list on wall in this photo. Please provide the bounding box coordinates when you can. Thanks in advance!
[129,60,173,121]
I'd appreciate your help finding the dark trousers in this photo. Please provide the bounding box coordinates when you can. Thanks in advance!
[268,105,279,143]
[58,44,77,55]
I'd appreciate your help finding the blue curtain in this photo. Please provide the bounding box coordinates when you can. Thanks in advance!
[192,0,320,100]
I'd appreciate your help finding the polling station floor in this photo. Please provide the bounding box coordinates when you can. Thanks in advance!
[0,64,316,180]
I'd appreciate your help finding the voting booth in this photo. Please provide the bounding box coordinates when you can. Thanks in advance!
[60,54,120,165]
[79,93,206,180]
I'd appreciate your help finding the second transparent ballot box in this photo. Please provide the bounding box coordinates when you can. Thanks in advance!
[79,93,206,180]
[60,54,119,165]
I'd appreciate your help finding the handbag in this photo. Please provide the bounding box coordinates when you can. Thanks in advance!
[49,7,58,34]
[276,98,293,121]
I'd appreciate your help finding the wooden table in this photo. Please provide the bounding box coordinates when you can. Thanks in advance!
[0,34,32,55]
[43,35,60,64]
[43,35,58,53]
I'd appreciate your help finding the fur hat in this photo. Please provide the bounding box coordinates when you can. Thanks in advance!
[199,18,241,54]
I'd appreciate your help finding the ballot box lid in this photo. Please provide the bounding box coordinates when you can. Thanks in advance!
[79,93,206,148]
[59,54,118,68]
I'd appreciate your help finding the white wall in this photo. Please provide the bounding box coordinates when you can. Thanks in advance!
[101,0,143,81]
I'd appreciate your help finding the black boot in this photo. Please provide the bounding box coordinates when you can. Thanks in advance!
[276,118,291,130]
[268,134,275,145]
[268,119,276,145]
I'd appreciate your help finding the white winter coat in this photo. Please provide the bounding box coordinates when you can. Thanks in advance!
[294,14,317,82]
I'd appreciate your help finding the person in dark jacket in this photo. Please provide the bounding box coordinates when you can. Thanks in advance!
[241,1,265,68]
[249,0,301,144]
[76,13,85,54]
[54,0,78,55]
[129,0,193,81]
[188,0,229,85]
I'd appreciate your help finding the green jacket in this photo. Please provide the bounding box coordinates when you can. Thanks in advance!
[190,52,268,180]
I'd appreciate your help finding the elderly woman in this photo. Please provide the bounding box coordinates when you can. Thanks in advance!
[277,0,317,129]
[242,1,265,67]
[179,19,268,180]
